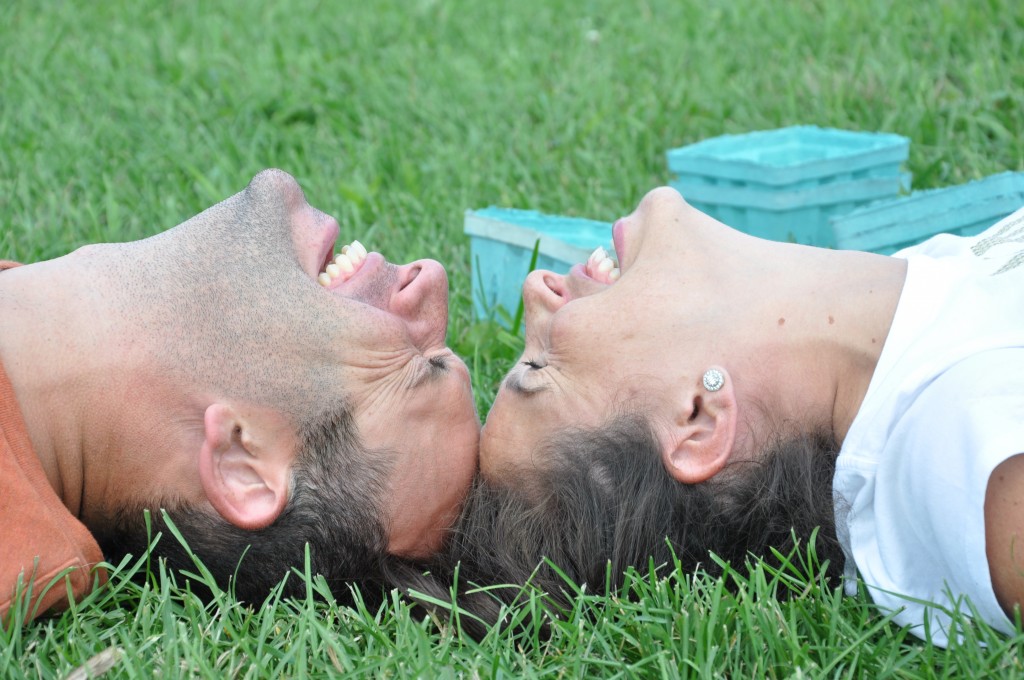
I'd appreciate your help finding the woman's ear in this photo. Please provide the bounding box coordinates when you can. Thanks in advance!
[197,403,293,530]
[660,367,737,484]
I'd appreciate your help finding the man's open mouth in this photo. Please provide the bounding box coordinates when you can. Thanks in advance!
[318,239,369,287]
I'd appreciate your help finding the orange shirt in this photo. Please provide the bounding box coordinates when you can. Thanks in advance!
[0,261,106,624]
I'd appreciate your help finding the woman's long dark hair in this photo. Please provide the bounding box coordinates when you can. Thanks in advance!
[382,415,844,639]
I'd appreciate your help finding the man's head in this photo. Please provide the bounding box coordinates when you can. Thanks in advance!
[4,169,479,598]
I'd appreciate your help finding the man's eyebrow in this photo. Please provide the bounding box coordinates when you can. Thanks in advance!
[411,356,450,389]
[502,368,548,396]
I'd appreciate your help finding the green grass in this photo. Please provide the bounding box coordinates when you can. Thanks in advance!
[2,0,1023,676]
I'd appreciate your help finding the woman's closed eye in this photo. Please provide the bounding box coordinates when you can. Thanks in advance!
[504,359,549,395]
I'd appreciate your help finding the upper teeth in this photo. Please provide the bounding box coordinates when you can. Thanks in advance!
[318,239,368,286]
[586,246,620,283]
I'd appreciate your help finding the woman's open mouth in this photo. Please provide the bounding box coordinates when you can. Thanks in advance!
[581,245,620,284]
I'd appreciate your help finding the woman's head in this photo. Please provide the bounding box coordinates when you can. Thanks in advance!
[482,187,761,488]
[388,187,908,632]
[481,185,902,490]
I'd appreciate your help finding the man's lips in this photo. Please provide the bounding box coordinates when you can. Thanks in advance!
[305,210,343,281]
[324,251,385,292]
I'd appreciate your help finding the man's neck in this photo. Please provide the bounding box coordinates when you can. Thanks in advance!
[0,246,202,523]
[0,252,103,511]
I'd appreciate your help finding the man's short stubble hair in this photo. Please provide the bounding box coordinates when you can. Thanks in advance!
[96,402,393,603]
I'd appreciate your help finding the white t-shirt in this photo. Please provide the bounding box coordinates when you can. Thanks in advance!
[834,206,1024,646]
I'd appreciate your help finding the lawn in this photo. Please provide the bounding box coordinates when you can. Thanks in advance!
[3,0,1024,676]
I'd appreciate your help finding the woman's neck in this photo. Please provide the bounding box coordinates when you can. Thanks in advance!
[722,239,908,447]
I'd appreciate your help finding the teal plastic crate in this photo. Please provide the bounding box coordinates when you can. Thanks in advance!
[667,126,910,187]
[464,207,611,322]
[667,126,911,247]
[830,172,1024,254]
[673,173,910,247]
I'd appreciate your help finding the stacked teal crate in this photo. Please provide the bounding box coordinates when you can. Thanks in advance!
[666,126,911,247]
[830,172,1024,254]
[464,207,611,321]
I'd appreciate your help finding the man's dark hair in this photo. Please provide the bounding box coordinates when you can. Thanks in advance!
[96,404,392,603]
[386,414,844,638]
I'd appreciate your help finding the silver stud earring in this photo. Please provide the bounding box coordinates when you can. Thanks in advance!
[702,368,725,392]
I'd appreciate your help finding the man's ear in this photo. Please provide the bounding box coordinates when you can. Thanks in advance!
[661,368,738,485]
[197,403,292,531]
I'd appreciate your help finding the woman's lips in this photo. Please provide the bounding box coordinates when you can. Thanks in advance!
[565,263,614,299]
[569,262,591,280]
[612,218,627,271]
[581,246,619,284]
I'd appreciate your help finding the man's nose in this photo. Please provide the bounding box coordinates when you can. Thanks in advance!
[522,270,569,332]
[392,259,450,351]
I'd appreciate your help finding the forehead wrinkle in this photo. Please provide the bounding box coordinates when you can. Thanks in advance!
[352,357,432,416]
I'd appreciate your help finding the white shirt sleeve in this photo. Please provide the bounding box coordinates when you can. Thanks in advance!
[857,348,1024,644]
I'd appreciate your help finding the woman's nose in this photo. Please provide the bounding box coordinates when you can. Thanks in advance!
[522,270,569,332]
[523,270,570,311]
